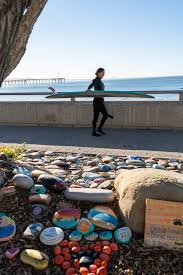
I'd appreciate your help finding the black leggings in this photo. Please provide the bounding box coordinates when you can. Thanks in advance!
[92,103,108,131]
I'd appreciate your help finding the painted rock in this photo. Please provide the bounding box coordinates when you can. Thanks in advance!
[66,156,78,162]
[87,206,118,230]
[5,247,20,260]
[99,231,113,240]
[30,185,47,195]
[28,151,44,159]
[83,166,98,173]
[152,164,166,170]
[79,256,93,267]
[40,227,64,245]
[53,208,81,229]
[98,180,113,189]
[77,218,95,235]
[20,249,49,270]
[64,188,115,203]
[82,172,101,181]
[69,231,82,241]
[94,178,105,184]
[13,174,34,190]
[23,223,44,240]
[51,160,70,169]
[127,155,141,160]
[84,231,98,241]
[32,204,48,219]
[29,194,52,205]
[37,174,66,193]
[45,151,55,156]
[114,227,132,244]
[0,213,16,242]
[102,156,113,163]
[99,164,110,172]
[31,170,47,178]
[90,183,99,189]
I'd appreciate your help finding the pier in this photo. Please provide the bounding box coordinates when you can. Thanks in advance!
[2,77,65,86]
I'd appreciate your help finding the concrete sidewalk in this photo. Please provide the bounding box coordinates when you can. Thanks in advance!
[0,126,183,158]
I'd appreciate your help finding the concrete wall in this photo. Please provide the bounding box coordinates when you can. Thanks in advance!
[0,100,183,129]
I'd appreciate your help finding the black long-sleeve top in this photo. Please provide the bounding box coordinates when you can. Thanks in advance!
[88,77,105,104]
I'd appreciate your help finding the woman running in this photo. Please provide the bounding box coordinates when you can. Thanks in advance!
[87,68,113,137]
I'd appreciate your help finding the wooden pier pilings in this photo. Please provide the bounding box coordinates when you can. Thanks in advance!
[3,78,65,86]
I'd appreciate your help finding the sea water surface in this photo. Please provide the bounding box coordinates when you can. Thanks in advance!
[1,76,183,101]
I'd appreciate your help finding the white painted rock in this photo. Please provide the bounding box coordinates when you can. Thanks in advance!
[64,188,115,203]
[13,174,34,190]
[40,227,64,245]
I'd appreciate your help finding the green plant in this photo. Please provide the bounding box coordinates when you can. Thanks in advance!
[0,143,26,160]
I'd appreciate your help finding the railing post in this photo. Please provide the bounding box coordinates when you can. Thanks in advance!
[179,93,183,102]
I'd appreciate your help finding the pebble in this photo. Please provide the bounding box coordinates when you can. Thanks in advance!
[99,231,113,240]
[88,206,118,230]
[23,223,44,240]
[45,151,55,156]
[40,227,64,245]
[0,213,16,242]
[30,185,47,195]
[20,249,49,270]
[29,194,52,205]
[114,227,132,244]
[79,256,93,267]
[37,174,66,193]
[69,231,82,241]
[98,180,113,189]
[13,174,34,190]
[84,231,98,241]
[31,170,47,178]
[90,183,99,189]
[82,172,101,181]
[77,218,95,235]
[5,247,20,260]
[64,188,115,203]
[51,160,70,169]
[102,156,113,163]
[53,208,81,229]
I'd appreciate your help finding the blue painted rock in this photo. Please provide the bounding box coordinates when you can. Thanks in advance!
[87,206,118,230]
[20,249,49,270]
[127,155,141,160]
[0,213,16,242]
[82,172,101,181]
[40,227,64,245]
[53,208,81,229]
[37,174,66,193]
[77,218,95,236]
[69,231,82,241]
[30,185,47,195]
[79,256,93,267]
[114,227,132,244]
[99,231,113,241]
[99,164,110,172]
[23,223,44,240]
[13,174,34,190]
[84,231,98,241]
[64,188,115,203]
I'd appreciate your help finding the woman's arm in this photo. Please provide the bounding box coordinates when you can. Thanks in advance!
[87,80,95,90]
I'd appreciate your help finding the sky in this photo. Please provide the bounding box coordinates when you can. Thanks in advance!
[10,0,183,80]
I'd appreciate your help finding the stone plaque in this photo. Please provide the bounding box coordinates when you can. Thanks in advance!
[144,199,183,250]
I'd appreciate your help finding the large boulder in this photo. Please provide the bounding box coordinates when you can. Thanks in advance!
[114,168,183,234]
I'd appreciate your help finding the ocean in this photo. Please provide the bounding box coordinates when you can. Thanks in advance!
[1,76,183,101]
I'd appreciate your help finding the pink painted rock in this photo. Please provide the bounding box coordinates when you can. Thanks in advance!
[5,247,20,259]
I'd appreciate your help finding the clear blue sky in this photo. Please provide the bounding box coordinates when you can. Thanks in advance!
[10,0,183,80]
